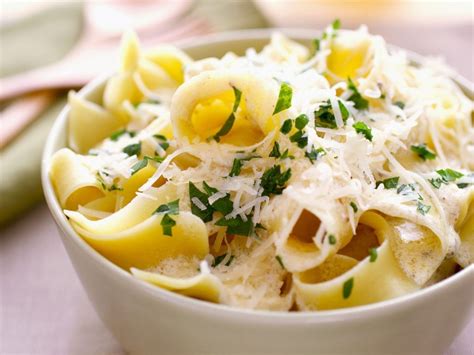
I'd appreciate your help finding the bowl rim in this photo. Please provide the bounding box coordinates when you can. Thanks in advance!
[41,28,474,321]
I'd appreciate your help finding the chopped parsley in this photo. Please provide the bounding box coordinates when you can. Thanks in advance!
[295,114,309,130]
[376,177,399,189]
[131,159,148,175]
[215,215,254,237]
[110,129,135,141]
[280,119,293,134]
[122,142,141,156]
[229,158,244,177]
[328,234,337,245]
[311,19,341,55]
[213,254,234,267]
[314,100,349,129]
[352,121,373,141]
[343,277,354,299]
[290,130,308,148]
[394,101,405,109]
[160,214,176,236]
[280,149,293,160]
[269,142,282,158]
[260,165,292,196]
[436,168,463,182]
[305,147,326,163]
[350,202,358,213]
[275,255,285,270]
[347,78,369,110]
[417,201,431,215]
[273,82,293,115]
[214,86,242,141]
[411,144,436,161]
[189,182,214,222]
[368,248,378,262]
[154,199,180,236]
[153,134,169,151]
[154,199,180,215]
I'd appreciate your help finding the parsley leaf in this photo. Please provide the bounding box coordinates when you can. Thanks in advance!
[369,248,378,262]
[110,129,135,141]
[411,144,436,161]
[290,130,308,148]
[160,214,176,236]
[131,158,148,175]
[436,169,463,182]
[273,82,293,115]
[214,86,242,141]
[347,78,369,110]
[314,100,349,128]
[350,202,358,213]
[332,18,341,30]
[280,119,293,134]
[153,134,169,151]
[353,121,373,141]
[269,142,281,158]
[295,114,309,130]
[429,178,443,189]
[154,199,179,236]
[123,142,141,156]
[328,234,337,245]
[215,215,254,237]
[213,254,234,267]
[275,255,285,270]
[229,158,244,177]
[189,182,214,222]
[343,277,354,299]
[154,199,179,215]
[394,101,405,109]
[417,201,431,215]
[260,165,292,196]
[305,147,326,163]
[376,177,400,189]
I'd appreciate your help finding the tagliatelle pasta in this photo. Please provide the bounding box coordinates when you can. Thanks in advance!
[50,23,473,311]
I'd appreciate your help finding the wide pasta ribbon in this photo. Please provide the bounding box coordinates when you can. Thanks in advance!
[170,69,281,146]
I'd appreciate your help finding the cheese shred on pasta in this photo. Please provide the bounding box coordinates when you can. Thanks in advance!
[50,24,473,311]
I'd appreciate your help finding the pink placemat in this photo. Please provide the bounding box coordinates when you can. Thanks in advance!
[0,203,473,354]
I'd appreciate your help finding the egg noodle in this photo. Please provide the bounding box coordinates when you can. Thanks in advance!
[50,22,474,311]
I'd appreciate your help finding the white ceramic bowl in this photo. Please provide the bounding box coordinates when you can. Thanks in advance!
[42,29,474,355]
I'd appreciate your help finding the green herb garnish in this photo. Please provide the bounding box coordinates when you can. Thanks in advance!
[110,129,135,141]
[417,201,431,215]
[347,78,369,110]
[275,255,285,270]
[394,101,405,109]
[314,100,349,129]
[376,177,399,189]
[273,82,293,115]
[436,168,463,182]
[215,215,254,237]
[290,130,308,148]
[328,234,337,245]
[350,202,358,213]
[280,119,293,134]
[213,254,234,267]
[343,277,354,299]
[214,86,242,141]
[189,182,214,222]
[269,142,281,158]
[411,144,436,161]
[260,165,292,196]
[122,142,141,156]
[353,121,373,141]
[154,199,180,236]
[229,158,244,177]
[305,147,326,163]
[131,159,148,175]
[160,214,176,236]
[295,114,309,130]
[369,248,378,262]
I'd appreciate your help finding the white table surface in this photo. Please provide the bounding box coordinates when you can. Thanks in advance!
[0,202,473,354]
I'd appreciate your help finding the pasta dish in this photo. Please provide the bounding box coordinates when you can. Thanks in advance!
[49,22,473,311]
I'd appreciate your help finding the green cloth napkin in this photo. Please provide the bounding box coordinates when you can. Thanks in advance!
[0,0,267,226]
